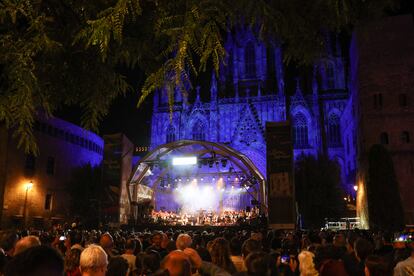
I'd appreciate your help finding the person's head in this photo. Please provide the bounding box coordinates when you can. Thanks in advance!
[160,250,191,276]
[176,234,192,251]
[364,255,390,276]
[125,238,136,253]
[4,245,64,276]
[99,233,114,252]
[80,244,108,276]
[183,247,202,274]
[139,250,161,274]
[244,251,270,276]
[333,233,346,248]
[346,232,359,253]
[152,233,163,248]
[209,238,235,273]
[298,250,318,276]
[161,233,170,249]
[106,256,129,276]
[64,248,82,272]
[68,230,83,246]
[242,238,262,259]
[0,230,18,256]
[14,235,41,255]
[354,238,373,262]
[230,237,242,256]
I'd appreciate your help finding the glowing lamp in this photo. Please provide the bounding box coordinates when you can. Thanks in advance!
[353,185,358,191]
[172,156,197,166]
[25,181,33,191]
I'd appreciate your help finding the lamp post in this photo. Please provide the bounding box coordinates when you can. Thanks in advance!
[23,181,33,228]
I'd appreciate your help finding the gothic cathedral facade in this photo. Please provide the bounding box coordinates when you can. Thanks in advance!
[150,29,352,193]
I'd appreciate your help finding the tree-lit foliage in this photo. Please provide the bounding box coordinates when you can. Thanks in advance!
[367,145,404,231]
[0,0,397,153]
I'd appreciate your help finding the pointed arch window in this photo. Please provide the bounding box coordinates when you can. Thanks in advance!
[245,41,256,78]
[328,113,341,146]
[326,62,335,88]
[166,125,176,143]
[293,113,309,148]
[192,121,205,141]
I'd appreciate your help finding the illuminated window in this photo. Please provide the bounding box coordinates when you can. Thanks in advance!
[326,62,335,88]
[293,113,309,148]
[192,121,205,141]
[245,41,256,78]
[328,113,341,146]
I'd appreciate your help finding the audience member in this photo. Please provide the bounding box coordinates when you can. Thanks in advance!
[79,244,108,276]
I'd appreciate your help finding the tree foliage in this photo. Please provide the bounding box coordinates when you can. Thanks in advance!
[366,145,404,231]
[0,0,398,153]
[295,154,346,229]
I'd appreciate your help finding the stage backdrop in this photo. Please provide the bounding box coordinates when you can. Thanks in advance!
[266,121,296,229]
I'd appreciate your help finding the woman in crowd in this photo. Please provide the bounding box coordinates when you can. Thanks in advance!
[208,237,237,274]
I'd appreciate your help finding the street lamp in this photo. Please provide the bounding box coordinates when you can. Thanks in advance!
[23,181,33,228]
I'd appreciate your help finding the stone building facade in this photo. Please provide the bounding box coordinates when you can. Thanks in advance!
[348,15,414,226]
[150,28,354,194]
[0,115,104,228]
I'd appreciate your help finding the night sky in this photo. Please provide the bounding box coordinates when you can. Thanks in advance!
[56,0,413,148]
[57,68,153,147]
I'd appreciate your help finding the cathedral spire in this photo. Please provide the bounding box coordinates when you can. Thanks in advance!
[195,86,201,103]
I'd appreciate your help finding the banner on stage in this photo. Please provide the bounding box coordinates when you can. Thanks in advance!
[266,121,296,229]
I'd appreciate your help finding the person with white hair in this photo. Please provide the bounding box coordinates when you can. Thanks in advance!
[298,250,318,276]
[176,233,192,251]
[79,244,108,276]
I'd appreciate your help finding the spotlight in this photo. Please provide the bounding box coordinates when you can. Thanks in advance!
[212,177,216,181]
[178,178,182,182]
[172,156,197,166]
[187,178,190,182]
[221,159,227,167]
[208,160,214,168]
[227,176,231,181]
[200,177,204,181]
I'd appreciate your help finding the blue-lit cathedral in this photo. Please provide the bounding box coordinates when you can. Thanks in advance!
[150,30,350,188]
[125,29,353,222]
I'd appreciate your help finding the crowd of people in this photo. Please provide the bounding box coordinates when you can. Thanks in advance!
[0,224,412,275]
[150,208,261,226]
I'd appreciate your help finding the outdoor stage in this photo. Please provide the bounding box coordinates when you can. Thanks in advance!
[122,140,267,226]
